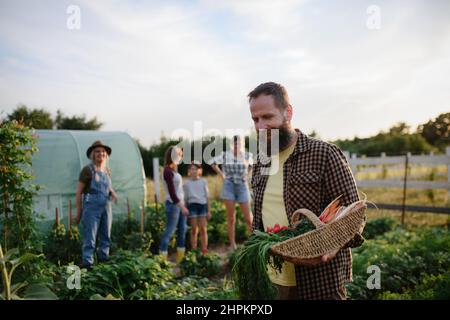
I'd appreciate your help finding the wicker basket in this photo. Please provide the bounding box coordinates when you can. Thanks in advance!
[270,201,367,264]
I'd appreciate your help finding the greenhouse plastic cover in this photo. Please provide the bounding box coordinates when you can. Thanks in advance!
[32,130,147,227]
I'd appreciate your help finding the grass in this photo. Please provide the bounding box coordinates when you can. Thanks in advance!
[355,164,447,182]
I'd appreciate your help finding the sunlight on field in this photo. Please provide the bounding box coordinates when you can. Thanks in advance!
[366,208,449,226]
[356,164,448,181]
[146,175,449,227]
[360,187,448,207]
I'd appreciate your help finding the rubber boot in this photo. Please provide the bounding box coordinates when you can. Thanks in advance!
[159,250,168,260]
[175,247,185,264]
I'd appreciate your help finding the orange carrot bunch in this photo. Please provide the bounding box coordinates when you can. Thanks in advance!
[319,195,344,223]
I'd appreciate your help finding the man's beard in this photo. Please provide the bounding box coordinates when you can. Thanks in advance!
[257,122,295,158]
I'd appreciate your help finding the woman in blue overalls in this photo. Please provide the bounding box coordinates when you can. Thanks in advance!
[73,141,118,268]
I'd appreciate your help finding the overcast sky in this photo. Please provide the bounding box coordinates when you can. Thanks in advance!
[0,0,449,146]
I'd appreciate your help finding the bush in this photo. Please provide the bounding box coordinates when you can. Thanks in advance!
[145,204,169,253]
[54,250,174,300]
[43,224,81,265]
[111,217,153,252]
[347,226,450,300]
[0,120,40,252]
[153,276,238,300]
[379,271,450,300]
[362,217,397,239]
[179,250,221,278]
[207,201,250,246]
[207,201,228,245]
[413,271,450,299]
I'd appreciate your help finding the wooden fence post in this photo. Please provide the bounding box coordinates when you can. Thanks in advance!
[126,197,132,233]
[154,194,159,215]
[127,197,131,222]
[55,207,60,226]
[401,152,411,224]
[381,153,387,179]
[447,147,450,206]
[68,199,72,231]
[141,200,145,234]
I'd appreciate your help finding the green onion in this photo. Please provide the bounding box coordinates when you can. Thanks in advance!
[232,219,315,299]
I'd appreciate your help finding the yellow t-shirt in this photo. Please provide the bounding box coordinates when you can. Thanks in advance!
[262,140,297,287]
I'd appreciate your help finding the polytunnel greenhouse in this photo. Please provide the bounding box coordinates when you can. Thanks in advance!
[32,130,147,229]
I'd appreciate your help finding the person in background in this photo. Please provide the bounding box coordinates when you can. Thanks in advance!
[183,162,211,254]
[73,140,118,269]
[209,135,253,250]
[159,146,189,263]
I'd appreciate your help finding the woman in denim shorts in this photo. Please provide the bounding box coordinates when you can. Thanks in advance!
[209,136,253,250]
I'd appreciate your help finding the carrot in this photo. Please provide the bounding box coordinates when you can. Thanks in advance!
[322,205,343,223]
[319,195,342,222]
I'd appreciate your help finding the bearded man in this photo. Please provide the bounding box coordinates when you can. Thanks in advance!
[248,82,365,300]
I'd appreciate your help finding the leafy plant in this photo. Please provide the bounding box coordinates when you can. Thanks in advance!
[179,250,221,278]
[232,230,288,300]
[0,245,57,300]
[362,217,397,239]
[347,226,450,300]
[152,276,238,300]
[43,223,81,265]
[144,205,167,253]
[54,250,174,300]
[378,270,450,300]
[232,216,317,300]
[0,120,40,252]
[207,201,250,246]
[111,217,153,252]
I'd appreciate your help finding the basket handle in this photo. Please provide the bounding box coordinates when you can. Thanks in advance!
[290,208,324,229]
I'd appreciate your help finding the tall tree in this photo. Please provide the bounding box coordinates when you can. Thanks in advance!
[7,105,53,129]
[55,109,103,130]
[418,112,450,151]
[389,122,410,136]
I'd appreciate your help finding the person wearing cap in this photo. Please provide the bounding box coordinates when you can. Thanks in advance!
[73,140,118,268]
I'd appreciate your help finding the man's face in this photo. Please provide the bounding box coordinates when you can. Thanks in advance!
[249,94,286,131]
[249,94,293,153]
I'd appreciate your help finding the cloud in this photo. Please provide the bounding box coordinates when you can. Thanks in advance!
[0,0,449,145]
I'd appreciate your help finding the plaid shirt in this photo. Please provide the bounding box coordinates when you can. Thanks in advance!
[209,151,253,184]
[251,129,365,300]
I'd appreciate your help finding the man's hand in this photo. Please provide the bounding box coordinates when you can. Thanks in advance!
[320,248,339,263]
[285,248,340,266]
